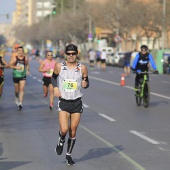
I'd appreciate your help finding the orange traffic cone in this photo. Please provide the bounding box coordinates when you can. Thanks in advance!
[120,74,126,86]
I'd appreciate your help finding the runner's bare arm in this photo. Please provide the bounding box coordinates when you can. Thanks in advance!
[38,61,46,72]
[9,57,19,69]
[25,57,30,74]
[1,57,8,67]
[51,63,62,97]
[81,64,89,88]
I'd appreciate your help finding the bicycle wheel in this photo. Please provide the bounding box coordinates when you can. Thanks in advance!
[143,82,150,108]
[135,84,142,106]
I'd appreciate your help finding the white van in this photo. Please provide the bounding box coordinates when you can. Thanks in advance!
[100,47,114,65]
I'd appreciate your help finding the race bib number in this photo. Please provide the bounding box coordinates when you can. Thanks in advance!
[17,63,24,72]
[63,79,77,92]
[46,69,53,76]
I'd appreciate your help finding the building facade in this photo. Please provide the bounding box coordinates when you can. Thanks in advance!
[12,0,55,26]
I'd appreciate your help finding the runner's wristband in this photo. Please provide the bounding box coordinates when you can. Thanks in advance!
[51,72,58,87]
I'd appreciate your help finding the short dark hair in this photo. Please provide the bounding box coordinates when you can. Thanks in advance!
[140,45,148,50]
[17,46,24,50]
[65,44,78,53]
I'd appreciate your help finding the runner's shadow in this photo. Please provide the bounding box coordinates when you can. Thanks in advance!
[0,161,31,170]
[75,146,124,162]
[0,143,7,160]
[0,142,31,169]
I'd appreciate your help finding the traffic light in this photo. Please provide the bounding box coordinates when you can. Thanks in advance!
[6,14,9,19]
[52,8,57,15]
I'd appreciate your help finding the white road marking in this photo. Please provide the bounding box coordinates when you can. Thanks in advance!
[38,79,42,83]
[130,130,160,145]
[33,77,37,79]
[98,113,116,122]
[92,71,100,74]
[162,81,170,84]
[83,103,89,108]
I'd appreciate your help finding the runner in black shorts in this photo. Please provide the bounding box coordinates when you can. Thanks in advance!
[39,51,56,109]
[0,51,8,98]
[9,46,30,110]
[51,44,89,165]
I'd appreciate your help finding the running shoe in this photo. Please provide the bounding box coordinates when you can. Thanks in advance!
[18,104,22,110]
[44,93,48,97]
[49,104,53,110]
[55,139,64,155]
[15,97,19,105]
[66,155,75,165]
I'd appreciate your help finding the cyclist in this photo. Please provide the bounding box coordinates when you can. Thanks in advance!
[132,45,158,91]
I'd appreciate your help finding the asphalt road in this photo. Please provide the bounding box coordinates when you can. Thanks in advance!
[0,56,170,170]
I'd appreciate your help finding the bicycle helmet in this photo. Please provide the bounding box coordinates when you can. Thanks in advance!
[140,45,148,51]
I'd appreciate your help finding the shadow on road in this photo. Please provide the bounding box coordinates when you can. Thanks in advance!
[0,161,31,170]
[75,146,124,162]
[149,101,169,108]
[0,143,31,170]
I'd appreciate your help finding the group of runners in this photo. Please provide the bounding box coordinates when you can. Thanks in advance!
[0,43,90,166]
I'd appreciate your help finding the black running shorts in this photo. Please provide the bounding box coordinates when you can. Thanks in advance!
[42,76,51,87]
[13,77,26,83]
[0,76,4,86]
[58,97,83,113]
[101,59,106,63]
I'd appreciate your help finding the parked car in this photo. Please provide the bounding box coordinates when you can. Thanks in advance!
[112,51,126,67]
[162,53,170,74]
[100,47,114,65]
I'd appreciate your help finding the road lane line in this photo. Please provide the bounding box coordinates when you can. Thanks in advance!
[33,76,37,80]
[38,79,42,83]
[162,81,170,84]
[83,104,89,108]
[130,131,160,145]
[98,113,116,122]
[89,76,170,100]
[26,88,48,105]
[80,125,145,170]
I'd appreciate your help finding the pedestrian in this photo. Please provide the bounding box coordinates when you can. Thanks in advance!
[9,44,19,62]
[168,56,170,75]
[35,49,40,61]
[0,50,8,98]
[96,50,101,69]
[39,51,56,109]
[88,48,96,70]
[123,51,132,76]
[9,46,30,110]
[51,44,89,165]
[100,49,107,71]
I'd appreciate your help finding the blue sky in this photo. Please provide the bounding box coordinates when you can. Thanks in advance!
[0,0,16,23]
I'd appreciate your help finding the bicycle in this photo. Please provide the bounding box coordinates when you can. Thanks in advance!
[134,71,153,108]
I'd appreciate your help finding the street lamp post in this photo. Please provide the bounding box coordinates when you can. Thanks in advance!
[61,0,63,15]
[162,0,166,50]
[73,0,76,16]
[0,14,9,20]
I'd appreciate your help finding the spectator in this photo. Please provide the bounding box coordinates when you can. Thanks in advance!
[124,51,132,76]
[168,56,170,75]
